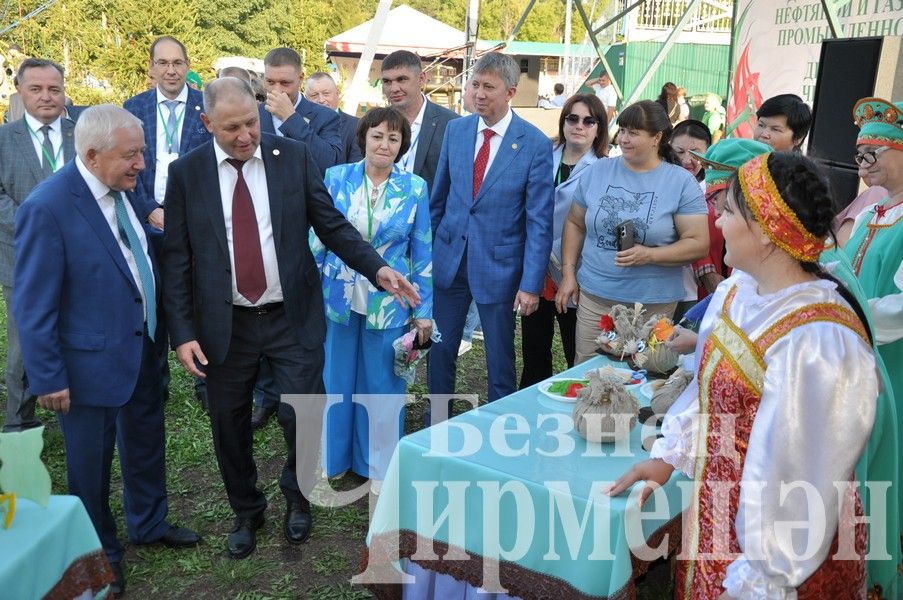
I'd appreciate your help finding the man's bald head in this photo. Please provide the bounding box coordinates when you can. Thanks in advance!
[201,77,261,162]
[203,76,256,114]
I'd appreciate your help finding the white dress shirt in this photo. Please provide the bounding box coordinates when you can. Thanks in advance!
[75,158,153,319]
[24,113,65,172]
[154,85,189,205]
[474,108,513,173]
[399,94,427,173]
[271,94,302,137]
[212,142,283,306]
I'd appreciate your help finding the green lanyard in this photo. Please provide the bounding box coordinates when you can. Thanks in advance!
[362,177,386,241]
[157,102,185,153]
[26,123,63,172]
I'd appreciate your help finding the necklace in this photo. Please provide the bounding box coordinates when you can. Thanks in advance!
[362,176,387,240]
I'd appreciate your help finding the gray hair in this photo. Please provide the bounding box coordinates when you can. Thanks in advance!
[74,104,143,161]
[473,53,519,89]
[17,58,65,84]
[304,71,337,93]
[203,76,256,114]
[217,66,251,82]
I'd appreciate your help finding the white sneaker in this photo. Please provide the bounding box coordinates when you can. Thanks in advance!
[471,329,484,341]
[458,340,473,356]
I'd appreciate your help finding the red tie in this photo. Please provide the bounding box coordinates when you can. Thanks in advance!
[473,129,495,199]
[227,158,267,304]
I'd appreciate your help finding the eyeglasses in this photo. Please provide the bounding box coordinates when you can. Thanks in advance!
[153,59,188,70]
[854,146,890,166]
[564,114,598,127]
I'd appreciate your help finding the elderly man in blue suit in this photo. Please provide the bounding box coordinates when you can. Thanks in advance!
[14,105,200,597]
[123,35,210,226]
[304,71,363,164]
[260,47,343,173]
[427,53,554,405]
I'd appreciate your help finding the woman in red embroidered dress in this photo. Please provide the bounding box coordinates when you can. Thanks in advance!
[608,152,878,599]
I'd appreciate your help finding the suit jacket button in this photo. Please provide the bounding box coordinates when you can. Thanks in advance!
[135,330,142,337]
[135,297,142,303]
[469,208,475,215]
[461,235,466,240]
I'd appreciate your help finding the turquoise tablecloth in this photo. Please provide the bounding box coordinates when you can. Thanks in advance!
[0,495,112,599]
[366,356,690,600]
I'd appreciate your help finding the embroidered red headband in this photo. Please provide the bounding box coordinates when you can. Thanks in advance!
[737,154,826,262]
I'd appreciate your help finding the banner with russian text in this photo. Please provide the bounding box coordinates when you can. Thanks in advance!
[727,0,903,138]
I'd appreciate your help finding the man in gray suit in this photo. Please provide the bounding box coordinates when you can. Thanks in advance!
[0,57,74,431]
[380,50,458,194]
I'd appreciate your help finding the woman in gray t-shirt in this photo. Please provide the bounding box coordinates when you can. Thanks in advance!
[556,100,709,363]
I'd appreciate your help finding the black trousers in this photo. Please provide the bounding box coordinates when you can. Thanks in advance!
[204,305,324,519]
[519,298,577,389]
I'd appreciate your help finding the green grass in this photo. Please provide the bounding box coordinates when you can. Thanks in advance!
[0,295,673,598]
[312,549,350,575]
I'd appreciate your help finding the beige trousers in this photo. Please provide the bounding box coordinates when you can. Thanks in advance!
[574,290,677,364]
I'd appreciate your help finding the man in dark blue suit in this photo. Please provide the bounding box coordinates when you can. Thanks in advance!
[304,71,363,164]
[13,105,199,597]
[124,35,212,409]
[427,53,554,405]
[260,47,343,173]
[250,49,347,429]
[161,78,419,559]
[123,35,211,227]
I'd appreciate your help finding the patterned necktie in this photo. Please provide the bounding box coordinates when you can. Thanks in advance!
[163,100,181,154]
[226,158,267,303]
[113,192,157,341]
[40,125,54,177]
[472,128,495,199]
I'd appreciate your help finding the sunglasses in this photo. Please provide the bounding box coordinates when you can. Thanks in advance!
[564,114,598,127]
[854,146,890,166]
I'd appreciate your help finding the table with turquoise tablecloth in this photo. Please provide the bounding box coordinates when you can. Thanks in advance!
[0,495,113,599]
[365,356,690,600]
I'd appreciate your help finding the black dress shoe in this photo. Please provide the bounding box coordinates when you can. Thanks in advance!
[109,561,125,597]
[228,514,264,559]
[284,502,312,544]
[160,525,201,548]
[251,404,277,430]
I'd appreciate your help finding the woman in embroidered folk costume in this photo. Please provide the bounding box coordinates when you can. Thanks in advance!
[311,107,433,480]
[609,152,878,599]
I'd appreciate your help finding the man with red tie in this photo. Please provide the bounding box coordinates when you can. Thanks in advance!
[427,53,554,405]
[161,77,420,559]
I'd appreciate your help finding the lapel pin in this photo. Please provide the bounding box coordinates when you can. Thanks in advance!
[512,143,518,149]
[273,149,280,156]
[194,105,200,111]
[303,117,311,124]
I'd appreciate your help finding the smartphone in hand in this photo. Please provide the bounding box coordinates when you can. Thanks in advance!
[615,220,635,251]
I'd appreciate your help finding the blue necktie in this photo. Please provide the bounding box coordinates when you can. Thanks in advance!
[113,192,157,341]
[163,100,181,154]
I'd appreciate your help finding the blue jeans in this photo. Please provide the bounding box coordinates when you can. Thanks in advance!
[462,301,481,341]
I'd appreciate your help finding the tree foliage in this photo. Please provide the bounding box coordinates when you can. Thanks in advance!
[2,0,588,103]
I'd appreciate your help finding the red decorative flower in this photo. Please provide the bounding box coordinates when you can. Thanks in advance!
[599,315,614,332]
